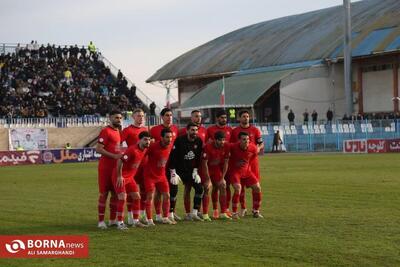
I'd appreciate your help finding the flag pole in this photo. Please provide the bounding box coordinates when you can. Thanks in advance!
[221,76,226,110]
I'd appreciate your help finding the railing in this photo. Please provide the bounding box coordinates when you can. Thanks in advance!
[0,117,109,128]
[0,115,165,129]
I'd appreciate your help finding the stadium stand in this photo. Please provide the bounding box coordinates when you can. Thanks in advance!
[0,43,145,119]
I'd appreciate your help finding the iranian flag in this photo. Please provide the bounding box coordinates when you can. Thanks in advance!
[220,76,225,106]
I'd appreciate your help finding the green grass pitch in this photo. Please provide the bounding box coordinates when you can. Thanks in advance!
[0,153,399,266]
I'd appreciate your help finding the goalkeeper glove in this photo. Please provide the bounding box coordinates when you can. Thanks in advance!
[170,169,181,185]
[192,168,201,184]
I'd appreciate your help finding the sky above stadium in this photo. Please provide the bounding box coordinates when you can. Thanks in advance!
[1,0,360,108]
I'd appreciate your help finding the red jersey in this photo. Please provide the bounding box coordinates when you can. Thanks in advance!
[98,126,121,166]
[179,125,207,144]
[121,125,147,147]
[144,141,173,179]
[228,143,257,175]
[120,144,147,179]
[150,124,179,143]
[206,125,232,143]
[231,125,262,145]
[202,142,230,174]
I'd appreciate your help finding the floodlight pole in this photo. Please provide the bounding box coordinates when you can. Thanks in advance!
[343,0,353,116]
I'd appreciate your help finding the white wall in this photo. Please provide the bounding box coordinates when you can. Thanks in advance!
[280,65,345,124]
[362,69,393,113]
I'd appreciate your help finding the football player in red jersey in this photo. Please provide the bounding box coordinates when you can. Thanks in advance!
[96,110,123,229]
[113,131,151,230]
[230,110,264,217]
[120,108,148,224]
[227,132,263,219]
[144,128,176,226]
[206,109,232,143]
[202,131,231,220]
[179,110,207,143]
[149,108,179,223]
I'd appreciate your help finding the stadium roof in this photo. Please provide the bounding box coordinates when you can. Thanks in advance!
[147,0,400,83]
[177,68,306,111]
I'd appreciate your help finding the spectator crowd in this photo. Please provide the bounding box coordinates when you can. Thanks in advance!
[0,41,144,119]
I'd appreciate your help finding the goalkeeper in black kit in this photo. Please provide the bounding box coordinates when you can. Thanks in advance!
[169,122,204,221]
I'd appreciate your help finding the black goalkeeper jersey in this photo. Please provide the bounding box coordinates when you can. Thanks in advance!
[169,135,203,177]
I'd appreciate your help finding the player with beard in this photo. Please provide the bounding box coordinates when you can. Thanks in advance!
[227,132,263,219]
[144,128,176,226]
[179,110,208,219]
[113,131,151,230]
[202,131,231,220]
[169,122,204,221]
[120,108,148,225]
[149,108,180,223]
[96,110,123,229]
[230,110,263,217]
[206,109,233,218]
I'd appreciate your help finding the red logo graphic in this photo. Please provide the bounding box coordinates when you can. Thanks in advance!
[0,236,89,258]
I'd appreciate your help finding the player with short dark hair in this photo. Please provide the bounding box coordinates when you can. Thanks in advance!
[202,131,231,220]
[95,110,123,229]
[227,131,263,219]
[149,108,179,223]
[179,110,207,143]
[120,108,148,223]
[206,109,232,143]
[143,128,176,226]
[113,131,151,230]
[169,122,204,221]
[230,109,263,217]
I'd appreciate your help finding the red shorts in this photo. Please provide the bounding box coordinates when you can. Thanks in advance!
[112,175,139,194]
[250,156,260,180]
[209,169,223,184]
[144,176,169,193]
[228,171,258,187]
[98,163,115,194]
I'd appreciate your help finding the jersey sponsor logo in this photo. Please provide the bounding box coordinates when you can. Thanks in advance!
[184,151,195,160]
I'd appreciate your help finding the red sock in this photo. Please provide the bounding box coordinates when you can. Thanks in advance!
[133,198,140,219]
[232,192,240,213]
[252,191,262,211]
[146,199,153,220]
[109,194,117,221]
[98,195,107,222]
[154,196,162,215]
[184,194,191,214]
[126,195,133,213]
[240,187,246,209]
[140,187,146,211]
[117,198,125,222]
[202,193,210,214]
[162,197,170,218]
[219,193,227,213]
[226,186,231,210]
[211,189,218,210]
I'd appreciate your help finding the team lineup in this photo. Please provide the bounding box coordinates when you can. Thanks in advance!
[96,108,264,230]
